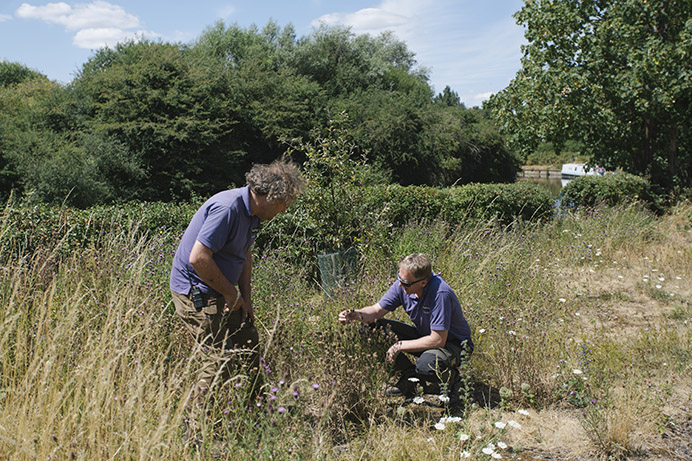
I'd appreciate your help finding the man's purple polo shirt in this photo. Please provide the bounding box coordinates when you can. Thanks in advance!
[378,274,473,347]
[170,186,260,296]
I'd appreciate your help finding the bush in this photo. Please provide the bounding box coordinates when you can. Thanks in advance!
[0,199,199,258]
[258,181,555,279]
[560,173,659,211]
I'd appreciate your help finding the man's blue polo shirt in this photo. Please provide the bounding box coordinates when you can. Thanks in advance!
[378,274,473,348]
[170,186,260,296]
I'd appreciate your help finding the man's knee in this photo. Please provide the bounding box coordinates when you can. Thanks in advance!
[415,350,451,381]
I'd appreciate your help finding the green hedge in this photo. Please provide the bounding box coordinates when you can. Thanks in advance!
[0,201,199,257]
[560,173,658,211]
[1,182,554,266]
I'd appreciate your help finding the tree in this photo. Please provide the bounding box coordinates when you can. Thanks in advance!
[0,61,46,87]
[489,0,692,195]
[76,40,243,201]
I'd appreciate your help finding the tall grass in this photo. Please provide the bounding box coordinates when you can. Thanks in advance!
[0,201,690,459]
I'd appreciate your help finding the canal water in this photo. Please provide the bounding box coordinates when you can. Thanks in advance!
[518,177,566,198]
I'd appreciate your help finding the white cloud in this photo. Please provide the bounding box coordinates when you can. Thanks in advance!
[72,27,158,49]
[16,1,140,30]
[313,8,408,33]
[471,92,494,105]
[311,0,431,35]
[15,1,159,50]
[217,5,236,20]
[0,14,12,22]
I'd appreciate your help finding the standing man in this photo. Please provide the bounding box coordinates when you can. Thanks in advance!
[170,159,304,412]
[339,253,473,403]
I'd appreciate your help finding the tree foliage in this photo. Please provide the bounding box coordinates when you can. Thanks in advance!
[1,21,521,206]
[489,0,692,196]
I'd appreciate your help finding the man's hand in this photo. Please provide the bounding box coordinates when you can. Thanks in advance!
[224,296,254,323]
[386,341,403,363]
[338,309,361,324]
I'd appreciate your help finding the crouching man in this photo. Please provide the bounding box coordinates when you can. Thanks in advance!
[338,253,473,403]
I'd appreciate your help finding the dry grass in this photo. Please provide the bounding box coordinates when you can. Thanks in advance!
[0,202,690,459]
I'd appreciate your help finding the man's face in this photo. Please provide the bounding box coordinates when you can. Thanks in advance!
[256,196,288,221]
[397,268,426,296]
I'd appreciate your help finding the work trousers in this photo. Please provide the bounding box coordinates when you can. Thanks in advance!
[172,290,259,400]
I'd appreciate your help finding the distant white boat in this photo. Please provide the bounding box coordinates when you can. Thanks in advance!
[561,163,606,179]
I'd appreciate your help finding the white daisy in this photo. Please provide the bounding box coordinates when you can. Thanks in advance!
[517,409,530,416]
[434,422,446,430]
[494,421,507,429]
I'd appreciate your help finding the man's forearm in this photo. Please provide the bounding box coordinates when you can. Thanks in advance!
[190,242,240,305]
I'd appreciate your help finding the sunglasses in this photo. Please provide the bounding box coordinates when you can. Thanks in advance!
[397,273,425,287]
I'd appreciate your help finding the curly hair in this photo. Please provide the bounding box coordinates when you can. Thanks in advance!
[399,253,433,280]
[245,159,305,204]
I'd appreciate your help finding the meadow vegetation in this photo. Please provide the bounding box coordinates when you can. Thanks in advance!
[0,193,690,459]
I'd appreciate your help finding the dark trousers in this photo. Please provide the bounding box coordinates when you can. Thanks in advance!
[374,318,471,385]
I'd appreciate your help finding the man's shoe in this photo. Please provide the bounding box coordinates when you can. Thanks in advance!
[385,377,416,397]
[385,385,409,397]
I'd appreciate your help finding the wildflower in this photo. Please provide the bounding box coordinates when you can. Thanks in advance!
[459,433,470,441]
[517,409,530,416]
[478,328,486,334]
[278,406,286,413]
[492,453,502,459]
[440,416,462,423]
[271,387,279,393]
[497,441,507,449]
[439,394,450,403]
[656,285,662,289]
[312,383,319,390]
[572,369,583,375]
[461,451,471,458]
[482,447,495,455]
[413,396,425,405]
[618,275,623,279]
[558,298,566,303]
[508,420,521,429]
[494,421,506,429]
[408,377,420,383]
[426,437,434,442]
[435,422,446,431]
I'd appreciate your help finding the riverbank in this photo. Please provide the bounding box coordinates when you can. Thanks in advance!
[518,165,562,178]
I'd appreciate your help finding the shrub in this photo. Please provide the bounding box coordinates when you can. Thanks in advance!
[560,172,659,212]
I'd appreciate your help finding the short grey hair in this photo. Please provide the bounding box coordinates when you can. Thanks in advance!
[399,253,433,280]
[245,159,305,204]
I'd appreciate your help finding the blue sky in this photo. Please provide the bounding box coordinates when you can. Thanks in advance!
[0,0,526,107]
